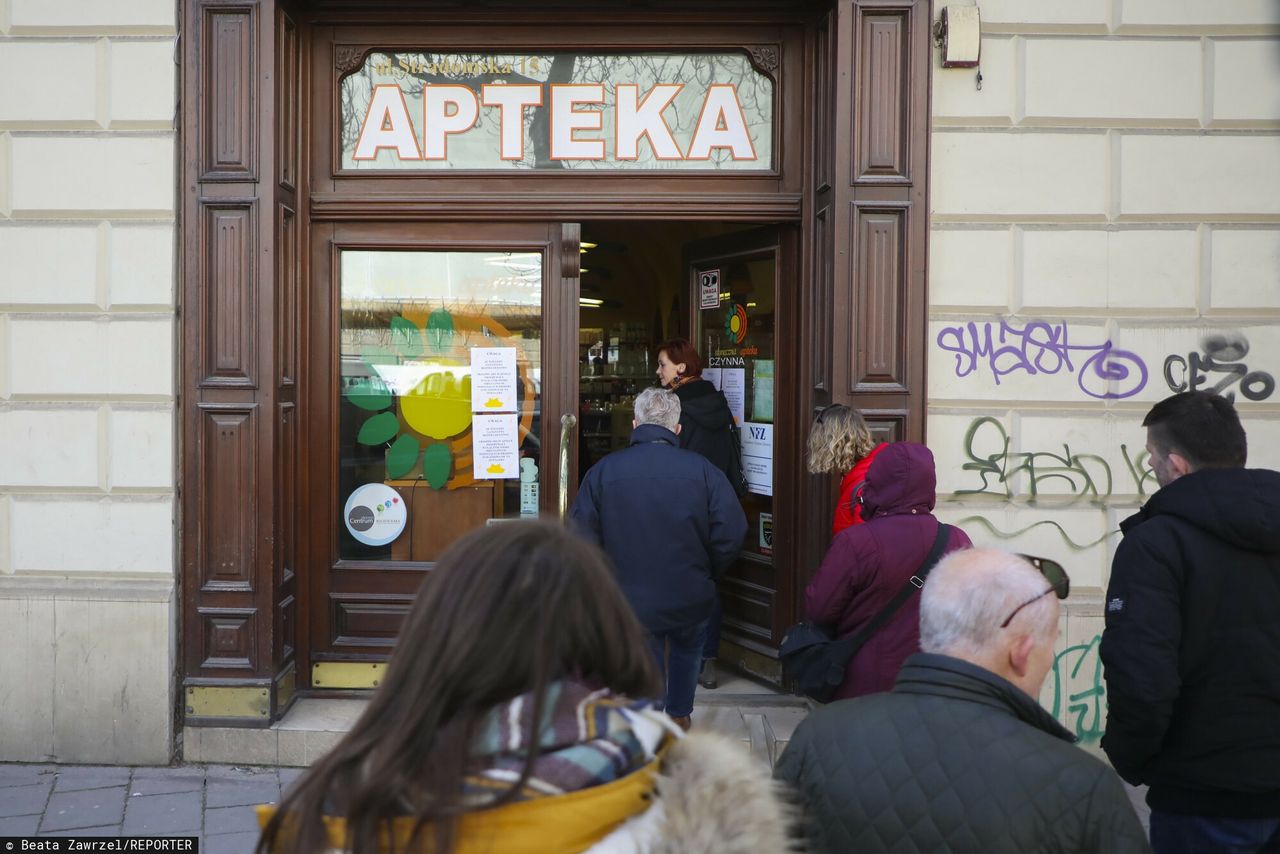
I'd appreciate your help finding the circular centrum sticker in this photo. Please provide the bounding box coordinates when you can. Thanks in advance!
[343,483,408,547]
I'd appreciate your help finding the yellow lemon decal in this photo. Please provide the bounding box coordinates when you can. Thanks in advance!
[486,463,506,474]
[401,371,473,440]
[484,398,505,408]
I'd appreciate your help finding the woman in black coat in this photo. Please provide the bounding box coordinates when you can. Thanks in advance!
[656,338,738,477]
[656,337,743,689]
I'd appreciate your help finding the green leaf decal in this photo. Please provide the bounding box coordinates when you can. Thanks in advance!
[391,315,423,359]
[361,345,397,368]
[356,411,400,446]
[386,434,420,479]
[422,443,452,490]
[345,379,392,412]
[426,309,455,354]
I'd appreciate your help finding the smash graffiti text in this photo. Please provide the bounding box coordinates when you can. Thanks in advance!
[936,320,1148,400]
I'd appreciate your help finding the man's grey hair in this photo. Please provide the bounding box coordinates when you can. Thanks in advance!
[920,549,1058,657]
[633,387,681,431]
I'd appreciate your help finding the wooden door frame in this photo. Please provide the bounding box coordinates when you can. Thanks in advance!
[683,225,802,674]
[298,221,578,691]
[178,0,934,725]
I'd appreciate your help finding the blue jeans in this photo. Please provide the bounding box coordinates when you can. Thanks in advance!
[1151,811,1280,854]
[645,621,707,718]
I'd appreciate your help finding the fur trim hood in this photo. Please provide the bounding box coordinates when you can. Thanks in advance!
[589,730,795,853]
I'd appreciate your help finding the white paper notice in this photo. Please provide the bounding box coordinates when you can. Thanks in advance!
[740,420,773,496]
[470,347,518,412]
[473,413,519,479]
[721,368,746,426]
[699,269,721,309]
[702,367,722,390]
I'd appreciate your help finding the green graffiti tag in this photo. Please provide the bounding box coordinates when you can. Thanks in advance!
[959,417,1155,501]
[955,516,1112,551]
[1051,634,1106,744]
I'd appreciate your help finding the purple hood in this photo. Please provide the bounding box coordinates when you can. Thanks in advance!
[860,442,937,519]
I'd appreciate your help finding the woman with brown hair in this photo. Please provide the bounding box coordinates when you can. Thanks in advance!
[806,404,885,535]
[656,338,742,492]
[257,520,789,854]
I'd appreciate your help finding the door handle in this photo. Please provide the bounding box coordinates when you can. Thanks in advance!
[559,413,577,520]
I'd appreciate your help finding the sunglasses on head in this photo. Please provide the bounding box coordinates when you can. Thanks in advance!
[999,555,1070,629]
[814,404,846,424]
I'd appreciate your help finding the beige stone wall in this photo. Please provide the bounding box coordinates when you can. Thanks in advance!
[930,0,1280,746]
[0,0,177,763]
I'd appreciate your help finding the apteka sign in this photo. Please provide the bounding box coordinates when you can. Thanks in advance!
[353,82,759,164]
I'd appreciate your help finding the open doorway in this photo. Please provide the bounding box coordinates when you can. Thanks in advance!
[577,221,771,473]
[578,221,786,680]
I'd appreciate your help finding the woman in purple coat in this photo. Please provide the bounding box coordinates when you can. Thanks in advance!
[805,441,972,700]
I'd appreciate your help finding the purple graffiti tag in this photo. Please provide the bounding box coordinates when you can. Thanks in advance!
[937,319,1148,400]
[1079,342,1148,400]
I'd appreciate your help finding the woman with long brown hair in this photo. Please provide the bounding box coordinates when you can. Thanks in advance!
[258,520,789,854]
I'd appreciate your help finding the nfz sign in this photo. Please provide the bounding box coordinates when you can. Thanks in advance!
[740,420,773,497]
[340,51,775,171]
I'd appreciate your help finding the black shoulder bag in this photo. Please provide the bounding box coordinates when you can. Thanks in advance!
[780,523,953,703]
[719,391,750,498]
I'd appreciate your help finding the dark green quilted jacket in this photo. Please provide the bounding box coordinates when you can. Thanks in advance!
[774,653,1151,854]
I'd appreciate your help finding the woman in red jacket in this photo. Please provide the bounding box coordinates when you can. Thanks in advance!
[806,404,885,535]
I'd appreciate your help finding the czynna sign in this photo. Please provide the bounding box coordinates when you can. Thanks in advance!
[341,51,775,171]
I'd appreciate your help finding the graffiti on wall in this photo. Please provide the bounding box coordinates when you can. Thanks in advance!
[1050,634,1106,745]
[1163,331,1275,403]
[955,516,1111,551]
[959,417,1156,501]
[936,320,1148,400]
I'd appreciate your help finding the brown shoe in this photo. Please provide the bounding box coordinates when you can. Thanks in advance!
[671,715,692,732]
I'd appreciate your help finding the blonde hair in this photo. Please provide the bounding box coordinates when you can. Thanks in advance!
[806,405,876,475]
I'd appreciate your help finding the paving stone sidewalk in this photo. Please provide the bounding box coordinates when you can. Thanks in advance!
[0,763,298,854]
[0,759,1151,852]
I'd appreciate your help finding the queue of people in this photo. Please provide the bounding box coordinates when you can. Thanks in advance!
[259,340,1279,853]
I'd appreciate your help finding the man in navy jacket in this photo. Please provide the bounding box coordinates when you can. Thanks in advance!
[570,387,747,729]
[1101,391,1280,853]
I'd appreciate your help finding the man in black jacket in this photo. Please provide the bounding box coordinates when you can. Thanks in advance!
[1102,391,1280,852]
[569,387,747,729]
[776,548,1150,853]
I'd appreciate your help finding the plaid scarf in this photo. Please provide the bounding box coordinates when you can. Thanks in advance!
[462,680,674,804]
[667,374,698,391]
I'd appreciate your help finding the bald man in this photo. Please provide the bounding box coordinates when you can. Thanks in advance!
[775,549,1150,854]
